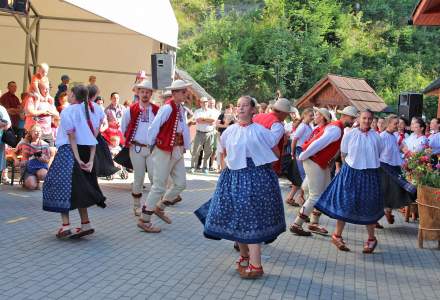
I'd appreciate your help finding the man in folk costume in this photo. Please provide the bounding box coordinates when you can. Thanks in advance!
[290,106,358,236]
[253,98,294,174]
[138,80,192,233]
[121,80,159,216]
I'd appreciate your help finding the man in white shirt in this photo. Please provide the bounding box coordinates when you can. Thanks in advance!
[190,97,219,174]
[121,81,159,216]
[290,106,358,236]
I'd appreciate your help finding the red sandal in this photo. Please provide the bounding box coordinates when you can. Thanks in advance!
[239,264,264,279]
[331,234,350,252]
[235,256,249,272]
[363,238,378,254]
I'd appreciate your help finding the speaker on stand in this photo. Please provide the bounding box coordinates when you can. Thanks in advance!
[151,53,174,90]
[397,92,423,122]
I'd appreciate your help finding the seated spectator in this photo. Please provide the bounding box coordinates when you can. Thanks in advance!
[54,75,70,107]
[101,122,125,147]
[14,124,51,190]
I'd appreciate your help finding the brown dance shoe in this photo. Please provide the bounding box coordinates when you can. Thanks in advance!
[239,264,264,279]
[308,223,328,236]
[137,221,161,233]
[70,227,95,239]
[331,234,350,252]
[56,228,72,239]
[289,224,312,236]
[235,256,249,272]
[154,207,172,224]
[163,195,183,206]
[363,238,378,254]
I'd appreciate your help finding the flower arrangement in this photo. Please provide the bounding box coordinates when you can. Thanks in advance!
[403,148,440,189]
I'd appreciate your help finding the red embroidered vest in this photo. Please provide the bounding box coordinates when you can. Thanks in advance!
[253,112,284,174]
[156,98,180,152]
[302,120,344,169]
[124,102,159,147]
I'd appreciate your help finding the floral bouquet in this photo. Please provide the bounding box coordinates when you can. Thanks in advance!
[403,148,440,189]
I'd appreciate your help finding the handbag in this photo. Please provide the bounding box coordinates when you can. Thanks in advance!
[1,128,18,147]
[113,146,133,170]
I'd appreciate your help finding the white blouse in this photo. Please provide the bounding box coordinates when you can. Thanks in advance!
[56,104,97,147]
[293,122,313,147]
[379,131,403,166]
[90,102,106,132]
[429,132,440,155]
[341,128,382,170]
[221,123,278,170]
[403,133,428,153]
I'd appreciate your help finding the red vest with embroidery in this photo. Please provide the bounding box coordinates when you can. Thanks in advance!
[302,120,344,169]
[156,98,180,152]
[124,102,159,147]
[253,112,284,174]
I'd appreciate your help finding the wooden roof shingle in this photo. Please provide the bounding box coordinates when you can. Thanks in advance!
[296,74,388,112]
[410,0,440,26]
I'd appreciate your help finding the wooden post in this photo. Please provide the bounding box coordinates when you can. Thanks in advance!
[35,18,40,74]
[23,14,31,92]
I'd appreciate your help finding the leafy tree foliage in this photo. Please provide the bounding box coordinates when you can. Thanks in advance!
[172,0,440,118]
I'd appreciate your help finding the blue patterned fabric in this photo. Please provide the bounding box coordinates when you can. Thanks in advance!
[26,159,48,175]
[203,158,286,244]
[42,145,75,213]
[315,164,384,225]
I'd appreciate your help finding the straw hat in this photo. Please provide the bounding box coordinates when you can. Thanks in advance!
[337,106,359,118]
[165,80,192,91]
[200,96,208,102]
[313,107,332,122]
[272,98,296,113]
[135,80,153,90]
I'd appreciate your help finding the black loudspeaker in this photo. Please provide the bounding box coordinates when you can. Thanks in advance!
[151,53,173,89]
[398,92,423,122]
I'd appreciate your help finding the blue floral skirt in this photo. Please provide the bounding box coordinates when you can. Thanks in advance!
[43,145,106,213]
[380,162,416,209]
[202,158,286,244]
[315,164,384,225]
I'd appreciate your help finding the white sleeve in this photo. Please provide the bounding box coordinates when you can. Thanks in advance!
[270,122,285,144]
[121,109,131,135]
[60,109,75,134]
[299,125,342,160]
[293,123,306,140]
[340,130,351,155]
[0,106,11,126]
[147,105,172,146]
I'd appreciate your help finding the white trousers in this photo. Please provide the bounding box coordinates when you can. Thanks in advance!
[129,146,154,195]
[146,147,186,209]
[300,159,331,217]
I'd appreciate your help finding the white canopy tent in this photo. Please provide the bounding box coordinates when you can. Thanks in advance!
[0,0,178,102]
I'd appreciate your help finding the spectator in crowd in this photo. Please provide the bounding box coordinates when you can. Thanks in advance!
[54,75,70,107]
[89,75,97,86]
[105,92,125,128]
[216,103,236,171]
[95,96,105,110]
[190,97,218,174]
[14,124,51,190]
[123,100,131,109]
[24,83,59,147]
[0,103,11,183]
[0,81,21,138]
[208,98,221,171]
[29,63,50,101]
[258,102,268,114]
[56,92,69,113]
[371,116,378,131]
[428,118,439,165]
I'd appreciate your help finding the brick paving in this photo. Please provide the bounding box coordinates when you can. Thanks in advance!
[1,163,440,299]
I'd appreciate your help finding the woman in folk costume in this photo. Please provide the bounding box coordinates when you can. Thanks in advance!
[315,110,383,253]
[402,117,428,154]
[428,118,439,165]
[202,96,286,279]
[379,115,416,224]
[86,84,119,178]
[43,85,106,239]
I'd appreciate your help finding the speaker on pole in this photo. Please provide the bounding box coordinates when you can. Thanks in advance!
[151,53,173,89]
[397,92,423,122]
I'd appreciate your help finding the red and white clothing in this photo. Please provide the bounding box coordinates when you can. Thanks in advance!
[293,122,313,148]
[145,99,190,210]
[403,133,428,153]
[429,132,440,155]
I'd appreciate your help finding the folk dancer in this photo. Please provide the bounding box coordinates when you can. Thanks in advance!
[202,96,285,279]
[379,115,416,224]
[290,106,357,236]
[121,80,159,216]
[137,80,192,233]
[315,110,383,253]
[43,85,106,239]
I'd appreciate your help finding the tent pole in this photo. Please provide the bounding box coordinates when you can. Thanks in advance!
[35,18,40,73]
[23,14,31,92]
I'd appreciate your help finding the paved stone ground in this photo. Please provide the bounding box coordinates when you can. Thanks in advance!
[1,161,440,299]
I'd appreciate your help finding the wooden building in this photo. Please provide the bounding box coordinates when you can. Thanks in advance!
[295,74,387,112]
[410,0,440,117]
